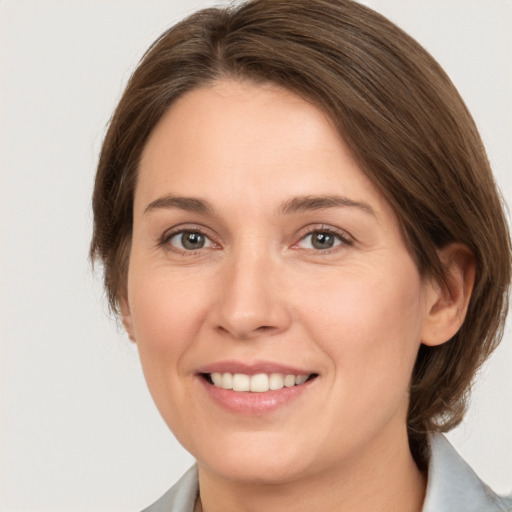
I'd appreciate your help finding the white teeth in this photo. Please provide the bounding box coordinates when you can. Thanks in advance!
[284,374,296,387]
[208,372,311,392]
[232,373,250,392]
[250,373,269,392]
[295,375,308,385]
[269,373,284,390]
[211,372,223,387]
[222,372,233,390]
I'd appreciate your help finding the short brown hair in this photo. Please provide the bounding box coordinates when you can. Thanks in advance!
[90,0,511,460]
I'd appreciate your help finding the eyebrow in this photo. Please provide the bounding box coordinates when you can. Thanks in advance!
[144,195,216,216]
[143,193,375,217]
[279,195,376,216]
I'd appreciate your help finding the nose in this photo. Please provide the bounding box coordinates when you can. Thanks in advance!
[210,249,292,340]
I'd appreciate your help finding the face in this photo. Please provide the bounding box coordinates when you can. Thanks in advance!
[123,79,435,484]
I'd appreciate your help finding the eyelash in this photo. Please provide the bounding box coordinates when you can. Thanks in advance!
[158,226,217,256]
[292,225,354,253]
[158,224,353,255]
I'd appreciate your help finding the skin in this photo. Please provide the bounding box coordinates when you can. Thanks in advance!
[121,79,474,512]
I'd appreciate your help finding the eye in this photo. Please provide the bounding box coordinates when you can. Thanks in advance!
[167,230,214,251]
[296,229,351,251]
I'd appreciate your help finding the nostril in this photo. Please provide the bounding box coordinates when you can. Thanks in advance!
[215,323,279,339]
[256,325,274,331]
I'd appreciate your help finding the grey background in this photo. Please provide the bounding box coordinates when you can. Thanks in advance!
[1,1,511,510]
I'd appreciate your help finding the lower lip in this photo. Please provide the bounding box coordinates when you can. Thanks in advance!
[198,377,315,415]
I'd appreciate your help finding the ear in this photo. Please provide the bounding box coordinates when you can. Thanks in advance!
[421,244,476,347]
[119,296,136,343]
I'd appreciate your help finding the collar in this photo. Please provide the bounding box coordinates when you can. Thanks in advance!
[422,433,511,512]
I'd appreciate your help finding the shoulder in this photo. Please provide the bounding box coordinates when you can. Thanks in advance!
[423,433,511,512]
[141,465,199,512]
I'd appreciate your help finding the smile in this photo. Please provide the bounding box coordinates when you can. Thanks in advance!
[204,372,311,392]
[197,362,318,414]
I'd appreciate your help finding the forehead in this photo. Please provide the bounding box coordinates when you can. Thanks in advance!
[135,79,390,218]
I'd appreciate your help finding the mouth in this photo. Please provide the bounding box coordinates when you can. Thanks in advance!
[200,372,318,392]
[196,362,319,414]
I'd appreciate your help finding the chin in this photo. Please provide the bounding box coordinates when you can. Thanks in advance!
[206,458,307,486]
[191,431,312,485]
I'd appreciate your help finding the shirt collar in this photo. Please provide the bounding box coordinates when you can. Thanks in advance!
[422,433,511,512]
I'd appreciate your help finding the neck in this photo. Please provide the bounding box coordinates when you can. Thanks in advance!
[195,426,426,512]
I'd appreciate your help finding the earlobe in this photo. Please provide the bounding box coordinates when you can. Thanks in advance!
[421,244,476,347]
[119,297,136,343]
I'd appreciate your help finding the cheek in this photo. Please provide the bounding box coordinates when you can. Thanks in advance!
[298,262,425,393]
[126,265,214,404]
[125,265,219,437]
[128,267,209,346]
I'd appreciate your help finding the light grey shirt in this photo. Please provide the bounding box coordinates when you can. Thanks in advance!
[143,434,512,512]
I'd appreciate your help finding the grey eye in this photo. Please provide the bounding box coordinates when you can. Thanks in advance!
[297,231,343,250]
[311,232,336,249]
[169,231,212,250]
[181,232,205,249]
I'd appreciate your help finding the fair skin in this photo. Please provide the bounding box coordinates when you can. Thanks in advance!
[121,79,474,512]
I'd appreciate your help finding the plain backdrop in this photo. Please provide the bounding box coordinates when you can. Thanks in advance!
[1,1,511,511]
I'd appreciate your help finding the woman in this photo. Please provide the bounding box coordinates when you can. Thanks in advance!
[90,0,511,510]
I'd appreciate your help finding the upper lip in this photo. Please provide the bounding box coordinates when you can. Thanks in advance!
[196,360,315,376]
